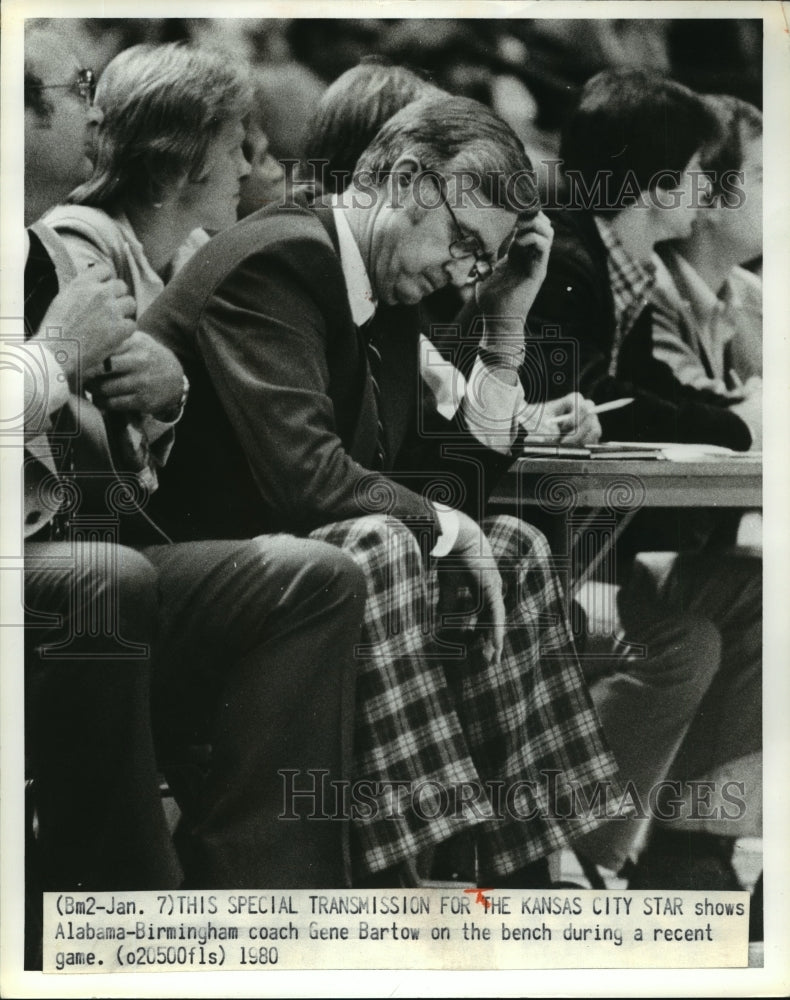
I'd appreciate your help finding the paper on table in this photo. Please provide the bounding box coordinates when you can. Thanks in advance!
[659,444,745,461]
[588,442,758,461]
[587,450,666,460]
[520,445,592,458]
[590,441,736,454]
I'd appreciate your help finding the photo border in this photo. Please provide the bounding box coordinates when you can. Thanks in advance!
[2,2,788,996]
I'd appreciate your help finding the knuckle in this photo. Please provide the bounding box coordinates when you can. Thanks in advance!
[81,264,109,281]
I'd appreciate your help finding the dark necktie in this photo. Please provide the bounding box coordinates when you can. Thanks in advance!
[365,333,387,470]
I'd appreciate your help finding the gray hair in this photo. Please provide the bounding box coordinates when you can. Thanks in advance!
[353,95,538,215]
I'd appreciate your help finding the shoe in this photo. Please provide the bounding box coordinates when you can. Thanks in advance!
[430,831,478,884]
[628,827,743,892]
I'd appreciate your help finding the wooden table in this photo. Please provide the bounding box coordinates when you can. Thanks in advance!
[491,455,762,510]
[490,455,762,591]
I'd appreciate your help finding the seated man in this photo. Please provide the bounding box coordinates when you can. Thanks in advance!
[22,21,179,898]
[21,19,364,904]
[22,237,182,896]
[527,69,762,890]
[652,94,762,411]
[140,94,619,889]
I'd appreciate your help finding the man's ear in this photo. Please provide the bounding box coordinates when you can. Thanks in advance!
[388,153,423,215]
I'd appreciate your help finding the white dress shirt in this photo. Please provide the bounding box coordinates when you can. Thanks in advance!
[331,200,528,555]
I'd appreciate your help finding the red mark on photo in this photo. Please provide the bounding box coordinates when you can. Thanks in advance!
[464,887,493,910]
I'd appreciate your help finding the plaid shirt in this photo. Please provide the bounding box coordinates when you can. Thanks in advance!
[594,217,657,377]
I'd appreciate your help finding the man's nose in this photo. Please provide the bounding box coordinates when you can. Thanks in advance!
[444,255,476,287]
[238,147,252,180]
[265,154,285,183]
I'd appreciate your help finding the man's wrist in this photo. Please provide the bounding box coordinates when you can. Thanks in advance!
[430,502,460,557]
[478,318,526,375]
[478,346,523,385]
[152,373,190,423]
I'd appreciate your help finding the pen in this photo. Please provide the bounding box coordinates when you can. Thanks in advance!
[541,397,635,428]
[590,397,635,415]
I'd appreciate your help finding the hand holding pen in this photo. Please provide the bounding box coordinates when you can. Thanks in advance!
[521,396,635,446]
[520,392,600,445]
[544,396,633,432]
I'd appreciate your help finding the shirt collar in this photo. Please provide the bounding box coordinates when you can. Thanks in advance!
[661,247,720,329]
[331,196,377,327]
[594,216,657,319]
[722,268,752,312]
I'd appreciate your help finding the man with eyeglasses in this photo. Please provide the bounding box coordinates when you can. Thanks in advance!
[141,94,619,890]
[24,30,96,224]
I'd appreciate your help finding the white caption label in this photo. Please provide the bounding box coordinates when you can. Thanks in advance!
[43,889,749,972]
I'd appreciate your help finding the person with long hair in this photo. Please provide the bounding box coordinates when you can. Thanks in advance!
[44,41,252,309]
[26,36,366,894]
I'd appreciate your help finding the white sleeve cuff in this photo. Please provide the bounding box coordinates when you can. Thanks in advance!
[429,502,460,558]
[461,354,525,453]
[419,334,466,421]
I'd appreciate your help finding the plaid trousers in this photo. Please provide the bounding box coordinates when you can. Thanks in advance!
[310,513,621,879]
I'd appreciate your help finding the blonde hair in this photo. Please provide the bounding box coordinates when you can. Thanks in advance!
[303,60,444,194]
[69,42,252,211]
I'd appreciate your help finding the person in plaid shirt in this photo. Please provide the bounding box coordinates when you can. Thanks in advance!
[528,69,762,894]
[142,94,620,889]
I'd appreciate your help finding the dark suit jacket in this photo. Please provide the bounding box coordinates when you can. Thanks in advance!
[141,196,512,543]
[527,209,753,450]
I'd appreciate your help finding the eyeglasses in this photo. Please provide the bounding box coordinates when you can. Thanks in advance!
[443,197,494,282]
[30,68,96,108]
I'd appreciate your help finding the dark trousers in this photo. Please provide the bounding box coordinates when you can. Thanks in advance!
[25,541,181,891]
[25,534,364,892]
[573,549,761,871]
[145,535,364,889]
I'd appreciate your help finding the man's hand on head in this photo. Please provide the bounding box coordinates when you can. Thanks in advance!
[474,210,554,325]
[30,265,136,385]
